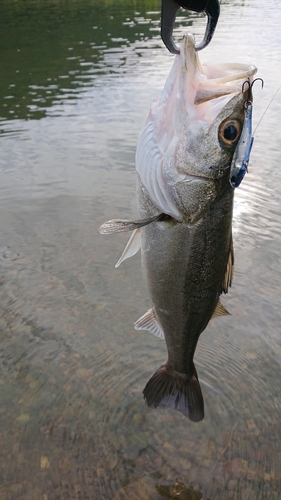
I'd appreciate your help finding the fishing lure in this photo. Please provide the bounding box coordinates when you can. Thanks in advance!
[230,78,263,188]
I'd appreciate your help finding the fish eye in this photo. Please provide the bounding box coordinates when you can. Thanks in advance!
[218,119,242,151]
[223,124,238,141]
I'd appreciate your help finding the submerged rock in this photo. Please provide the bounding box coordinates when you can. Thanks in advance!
[156,479,203,500]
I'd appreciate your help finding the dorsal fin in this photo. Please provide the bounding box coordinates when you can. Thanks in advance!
[221,235,234,294]
[134,308,164,340]
[115,228,141,268]
[211,299,230,319]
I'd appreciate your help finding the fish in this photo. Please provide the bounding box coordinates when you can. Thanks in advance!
[99,34,257,421]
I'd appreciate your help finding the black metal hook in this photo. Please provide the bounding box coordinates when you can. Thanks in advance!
[251,78,264,90]
[161,0,220,54]
[242,77,264,106]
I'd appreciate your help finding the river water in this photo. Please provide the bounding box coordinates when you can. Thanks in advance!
[0,0,281,499]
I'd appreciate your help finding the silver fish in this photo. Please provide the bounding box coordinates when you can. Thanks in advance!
[99,35,257,421]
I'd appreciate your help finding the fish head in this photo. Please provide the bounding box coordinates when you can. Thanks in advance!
[136,34,257,221]
[177,85,253,180]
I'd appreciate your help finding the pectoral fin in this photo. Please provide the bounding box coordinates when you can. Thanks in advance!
[134,308,164,340]
[115,228,141,268]
[99,213,163,234]
[221,236,234,294]
[211,299,230,319]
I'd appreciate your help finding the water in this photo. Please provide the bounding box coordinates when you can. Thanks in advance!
[0,0,281,498]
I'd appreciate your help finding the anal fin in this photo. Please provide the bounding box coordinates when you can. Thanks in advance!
[134,308,164,340]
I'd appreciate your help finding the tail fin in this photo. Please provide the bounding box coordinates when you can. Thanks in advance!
[143,363,204,422]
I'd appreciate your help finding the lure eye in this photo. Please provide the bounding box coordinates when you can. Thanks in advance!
[218,118,242,150]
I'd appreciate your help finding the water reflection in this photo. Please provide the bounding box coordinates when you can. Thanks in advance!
[0,0,281,499]
[0,0,164,121]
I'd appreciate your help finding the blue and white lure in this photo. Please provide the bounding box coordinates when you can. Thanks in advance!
[230,78,263,188]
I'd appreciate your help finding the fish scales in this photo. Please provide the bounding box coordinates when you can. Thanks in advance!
[99,34,257,421]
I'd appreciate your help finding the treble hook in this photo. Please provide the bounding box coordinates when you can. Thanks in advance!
[161,0,220,54]
[242,78,264,102]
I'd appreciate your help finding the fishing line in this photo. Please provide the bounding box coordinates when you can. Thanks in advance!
[254,84,281,134]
